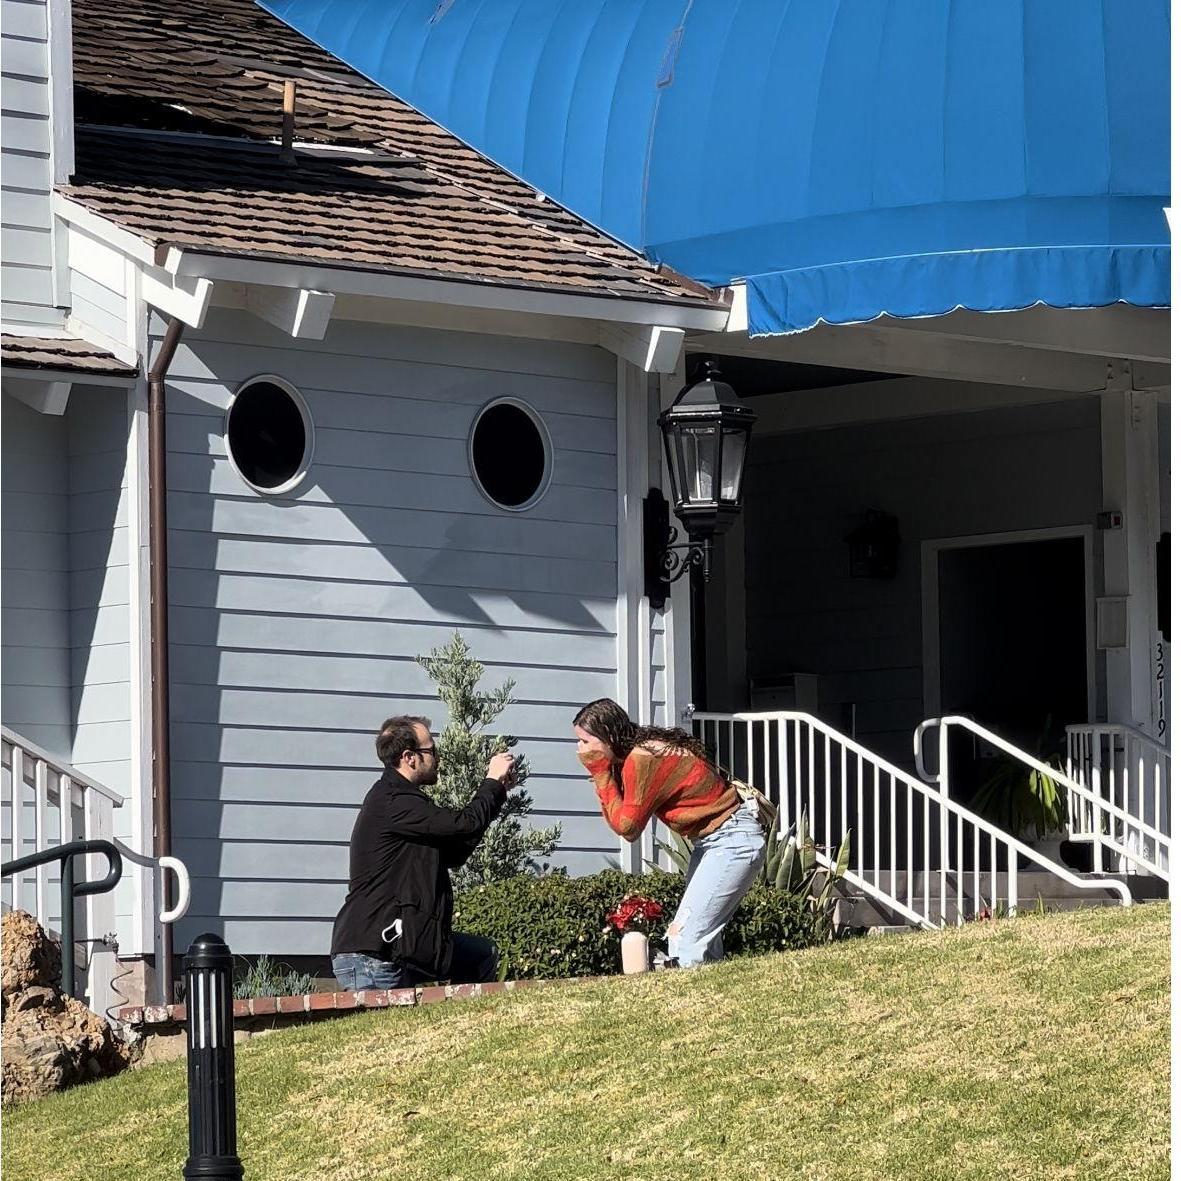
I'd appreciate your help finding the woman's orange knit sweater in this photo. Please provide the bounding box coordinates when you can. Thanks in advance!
[579,746,739,842]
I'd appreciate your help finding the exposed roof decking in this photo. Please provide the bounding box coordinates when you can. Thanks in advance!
[66,0,714,307]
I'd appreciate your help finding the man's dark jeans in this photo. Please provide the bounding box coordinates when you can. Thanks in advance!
[331,932,498,990]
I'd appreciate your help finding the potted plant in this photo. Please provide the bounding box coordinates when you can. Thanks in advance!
[967,717,1069,862]
[604,894,664,974]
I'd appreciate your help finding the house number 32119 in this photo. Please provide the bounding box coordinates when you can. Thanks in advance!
[1156,642,1167,739]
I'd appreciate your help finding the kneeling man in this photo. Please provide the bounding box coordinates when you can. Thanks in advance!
[331,714,517,990]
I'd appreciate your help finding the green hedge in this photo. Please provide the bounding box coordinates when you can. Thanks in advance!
[452,869,821,980]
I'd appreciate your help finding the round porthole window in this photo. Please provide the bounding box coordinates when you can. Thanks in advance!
[225,375,313,494]
[469,398,552,510]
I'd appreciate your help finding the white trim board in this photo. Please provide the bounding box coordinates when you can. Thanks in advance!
[176,251,726,332]
[216,284,602,347]
[0,365,133,389]
[47,0,75,185]
[64,314,139,368]
[124,370,155,957]
[221,284,684,371]
[614,356,653,873]
[53,195,158,266]
[690,318,1167,393]
[47,0,75,308]
[3,377,71,414]
[920,525,1098,726]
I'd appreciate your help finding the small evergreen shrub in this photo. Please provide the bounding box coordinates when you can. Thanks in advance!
[417,632,561,887]
[453,869,821,980]
[720,883,820,958]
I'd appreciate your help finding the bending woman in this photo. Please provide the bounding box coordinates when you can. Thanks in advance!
[573,698,764,967]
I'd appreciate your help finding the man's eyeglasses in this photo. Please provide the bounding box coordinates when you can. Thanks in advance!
[413,745,437,757]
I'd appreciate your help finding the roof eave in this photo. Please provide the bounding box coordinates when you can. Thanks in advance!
[53,194,732,334]
[0,363,138,386]
[173,246,731,331]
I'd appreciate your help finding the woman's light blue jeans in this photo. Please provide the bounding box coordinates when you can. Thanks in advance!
[667,798,765,967]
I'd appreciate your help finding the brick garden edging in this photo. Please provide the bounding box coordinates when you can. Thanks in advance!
[116,977,563,1027]
[115,977,595,1065]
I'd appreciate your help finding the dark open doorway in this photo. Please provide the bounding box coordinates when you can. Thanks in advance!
[931,533,1091,810]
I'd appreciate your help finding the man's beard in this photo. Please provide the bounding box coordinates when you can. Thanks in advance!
[418,765,439,786]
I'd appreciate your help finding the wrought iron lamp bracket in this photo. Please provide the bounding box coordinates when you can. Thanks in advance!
[659,528,709,585]
[644,488,713,609]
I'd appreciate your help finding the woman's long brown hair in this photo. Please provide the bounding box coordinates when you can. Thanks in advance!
[572,698,712,784]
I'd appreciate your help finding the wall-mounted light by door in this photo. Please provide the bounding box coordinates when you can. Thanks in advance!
[643,360,756,610]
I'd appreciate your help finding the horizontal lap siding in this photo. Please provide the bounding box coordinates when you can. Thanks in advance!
[1,0,58,323]
[744,398,1102,769]
[0,393,127,927]
[165,310,622,955]
[68,270,127,346]
[1,394,71,757]
[67,387,136,940]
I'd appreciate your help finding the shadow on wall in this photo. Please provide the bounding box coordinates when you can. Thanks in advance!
[67,385,135,783]
[158,309,626,956]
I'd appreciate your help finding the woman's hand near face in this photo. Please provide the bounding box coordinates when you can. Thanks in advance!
[574,724,610,760]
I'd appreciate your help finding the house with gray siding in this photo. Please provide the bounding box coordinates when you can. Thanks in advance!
[2,0,1169,1009]
[1,0,727,1006]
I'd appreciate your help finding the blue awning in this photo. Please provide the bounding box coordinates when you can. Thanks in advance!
[260,0,1170,335]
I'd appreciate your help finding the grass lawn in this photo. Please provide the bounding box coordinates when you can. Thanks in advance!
[3,903,1168,1181]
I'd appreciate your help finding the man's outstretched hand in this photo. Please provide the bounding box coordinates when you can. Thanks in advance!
[486,752,519,788]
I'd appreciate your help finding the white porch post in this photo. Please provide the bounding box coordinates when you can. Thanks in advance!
[126,372,155,959]
[1100,381,1164,734]
[614,357,653,873]
[647,360,694,873]
[126,291,158,990]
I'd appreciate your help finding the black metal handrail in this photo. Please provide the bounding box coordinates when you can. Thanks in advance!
[2,840,123,1000]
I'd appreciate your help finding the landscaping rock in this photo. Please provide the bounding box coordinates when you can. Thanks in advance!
[1,911,129,1105]
[10,986,57,1013]
[1,910,61,1007]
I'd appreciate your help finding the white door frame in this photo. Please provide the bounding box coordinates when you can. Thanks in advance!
[921,525,1098,724]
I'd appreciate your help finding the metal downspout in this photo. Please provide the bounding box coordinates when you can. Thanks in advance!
[148,316,185,1002]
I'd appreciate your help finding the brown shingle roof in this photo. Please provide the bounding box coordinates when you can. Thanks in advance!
[65,0,715,307]
[1,334,137,377]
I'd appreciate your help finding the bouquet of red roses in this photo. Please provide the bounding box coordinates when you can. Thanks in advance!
[604,894,664,936]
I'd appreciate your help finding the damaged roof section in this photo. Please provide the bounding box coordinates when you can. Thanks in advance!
[66,0,714,306]
[66,131,710,301]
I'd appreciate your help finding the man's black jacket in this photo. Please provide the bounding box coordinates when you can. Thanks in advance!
[330,767,507,979]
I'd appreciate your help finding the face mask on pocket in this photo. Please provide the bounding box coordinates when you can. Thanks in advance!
[381,918,404,943]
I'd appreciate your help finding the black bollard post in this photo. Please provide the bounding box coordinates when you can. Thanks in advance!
[182,934,244,1181]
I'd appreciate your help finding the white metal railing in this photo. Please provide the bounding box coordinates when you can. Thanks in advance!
[916,716,1168,886]
[3,725,123,1008]
[690,711,1131,931]
[1065,723,1170,876]
[1,725,191,1010]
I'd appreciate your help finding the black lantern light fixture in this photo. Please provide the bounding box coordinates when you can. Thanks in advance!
[644,358,756,609]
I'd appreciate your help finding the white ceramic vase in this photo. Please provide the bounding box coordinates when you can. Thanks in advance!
[621,930,650,974]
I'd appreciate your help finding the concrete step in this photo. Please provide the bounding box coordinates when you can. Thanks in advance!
[834,869,1166,931]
